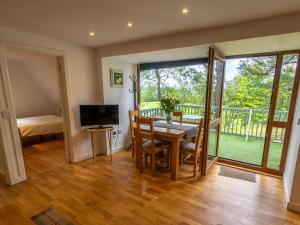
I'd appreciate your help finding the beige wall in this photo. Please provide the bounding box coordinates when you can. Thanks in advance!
[0,25,101,162]
[7,53,61,118]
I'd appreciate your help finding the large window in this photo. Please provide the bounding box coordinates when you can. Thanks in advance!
[139,59,208,120]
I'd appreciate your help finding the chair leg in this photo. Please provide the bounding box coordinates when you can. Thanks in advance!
[151,153,156,176]
[131,139,135,159]
[140,153,143,173]
[179,153,183,165]
[198,155,202,172]
[193,154,197,177]
[169,149,172,170]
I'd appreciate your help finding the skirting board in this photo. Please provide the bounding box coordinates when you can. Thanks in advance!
[0,170,6,185]
[287,202,300,213]
[283,176,300,213]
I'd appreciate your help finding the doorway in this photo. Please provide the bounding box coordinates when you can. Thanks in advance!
[0,44,72,184]
[217,52,300,175]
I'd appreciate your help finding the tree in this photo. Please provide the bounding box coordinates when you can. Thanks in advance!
[223,55,297,110]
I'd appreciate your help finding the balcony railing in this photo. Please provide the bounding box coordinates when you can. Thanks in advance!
[140,105,287,141]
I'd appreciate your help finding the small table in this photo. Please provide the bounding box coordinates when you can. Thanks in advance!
[183,115,204,120]
[86,127,113,161]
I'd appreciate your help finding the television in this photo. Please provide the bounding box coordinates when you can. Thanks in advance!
[79,105,119,127]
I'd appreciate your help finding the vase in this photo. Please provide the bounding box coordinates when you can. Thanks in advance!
[165,113,172,125]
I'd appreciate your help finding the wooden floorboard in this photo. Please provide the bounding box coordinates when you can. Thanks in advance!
[0,140,299,224]
[22,139,66,178]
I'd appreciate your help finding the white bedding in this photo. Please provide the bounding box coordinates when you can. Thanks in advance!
[17,115,63,137]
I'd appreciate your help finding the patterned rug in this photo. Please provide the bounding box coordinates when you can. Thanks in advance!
[218,166,256,183]
[31,208,74,225]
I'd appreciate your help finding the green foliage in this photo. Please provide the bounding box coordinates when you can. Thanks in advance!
[160,97,180,114]
[140,55,297,112]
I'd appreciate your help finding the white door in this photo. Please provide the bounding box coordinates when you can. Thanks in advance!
[0,45,26,185]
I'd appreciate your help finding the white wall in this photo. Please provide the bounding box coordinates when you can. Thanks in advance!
[284,83,300,212]
[0,25,101,163]
[7,56,60,118]
[100,57,135,153]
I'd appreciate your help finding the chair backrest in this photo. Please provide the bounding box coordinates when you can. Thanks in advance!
[194,119,205,152]
[173,111,183,123]
[129,110,139,138]
[136,116,157,153]
[136,116,154,142]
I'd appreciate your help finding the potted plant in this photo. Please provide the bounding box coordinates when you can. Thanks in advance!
[160,97,180,124]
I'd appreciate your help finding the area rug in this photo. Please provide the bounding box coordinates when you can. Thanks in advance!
[31,208,74,225]
[218,166,256,183]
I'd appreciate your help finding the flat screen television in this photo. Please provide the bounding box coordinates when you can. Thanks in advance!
[79,105,119,127]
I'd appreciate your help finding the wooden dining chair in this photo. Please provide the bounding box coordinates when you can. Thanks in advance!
[173,111,183,123]
[136,116,171,176]
[129,110,140,158]
[179,118,204,177]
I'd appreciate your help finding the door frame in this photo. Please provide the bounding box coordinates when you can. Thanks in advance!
[0,41,74,185]
[217,50,300,176]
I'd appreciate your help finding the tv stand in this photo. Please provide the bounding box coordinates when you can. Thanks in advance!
[86,127,113,161]
[96,125,112,130]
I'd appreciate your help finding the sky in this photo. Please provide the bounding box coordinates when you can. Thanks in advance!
[224,59,240,81]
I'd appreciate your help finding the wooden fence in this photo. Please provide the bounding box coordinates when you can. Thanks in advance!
[140,105,288,141]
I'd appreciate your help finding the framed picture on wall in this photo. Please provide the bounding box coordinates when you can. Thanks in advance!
[110,69,124,88]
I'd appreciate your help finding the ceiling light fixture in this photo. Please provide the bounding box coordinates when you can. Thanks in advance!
[127,22,133,28]
[182,8,189,14]
[89,31,95,36]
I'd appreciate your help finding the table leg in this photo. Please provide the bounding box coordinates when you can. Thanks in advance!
[171,139,180,181]
[109,130,112,161]
[135,137,140,169]
[91,132,95,159]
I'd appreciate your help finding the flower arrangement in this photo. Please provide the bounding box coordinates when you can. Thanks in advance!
[160,97,180,124]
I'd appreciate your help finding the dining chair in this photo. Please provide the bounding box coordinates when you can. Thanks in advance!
[179,118,204,177]
[173,111,183,123]
[129,110,140,158]
[136,116,171,176]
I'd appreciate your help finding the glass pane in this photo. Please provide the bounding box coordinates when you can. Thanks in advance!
[274,54,298,122]
[211,59,224,120]
[208,126,218,157]
[206,58,224,168]
[267,127,285,170]
[219,56,277,166]
[139,64,208,122]
[207,126,218,170]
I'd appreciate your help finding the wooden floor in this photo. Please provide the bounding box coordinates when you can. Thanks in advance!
[0,142,300,225]
[22,139,66,178]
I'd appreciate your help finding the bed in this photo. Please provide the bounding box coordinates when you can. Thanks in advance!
[17,115,63,138]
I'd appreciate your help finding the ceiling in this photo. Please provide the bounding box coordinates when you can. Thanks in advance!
[106,32,300,64]
[0,0,300,47]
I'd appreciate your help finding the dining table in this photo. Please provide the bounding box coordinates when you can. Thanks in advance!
[133,120,199,180]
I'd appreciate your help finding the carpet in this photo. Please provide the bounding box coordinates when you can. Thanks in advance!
[31,208,74,225]
[218,166,256,183]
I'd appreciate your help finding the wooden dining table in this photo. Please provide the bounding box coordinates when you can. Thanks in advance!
[133,121,198,180]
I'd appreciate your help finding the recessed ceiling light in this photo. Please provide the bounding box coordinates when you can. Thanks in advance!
[127,22,133,28]
[182,8,189,14]
[89,31,95,36]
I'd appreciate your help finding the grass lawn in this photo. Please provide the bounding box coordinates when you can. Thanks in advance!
[218,133,282,169]
[140,101,160,109]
